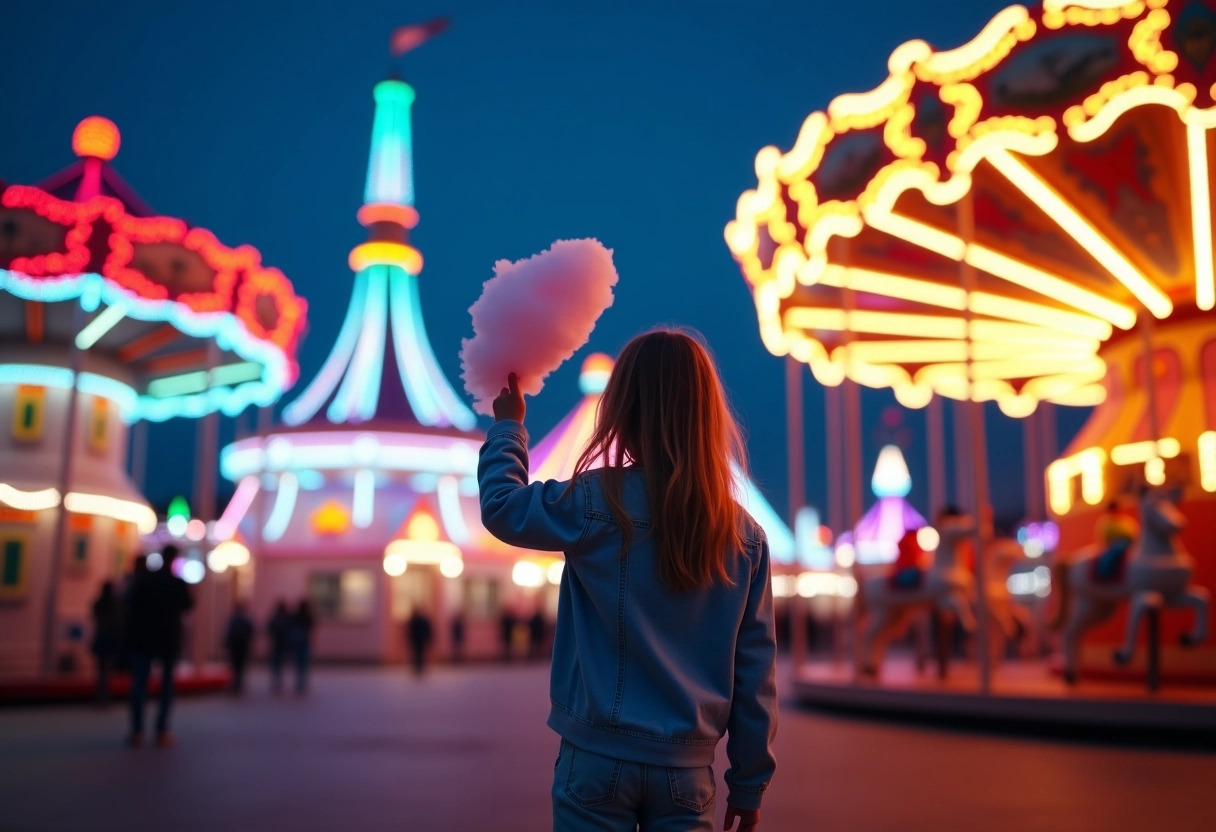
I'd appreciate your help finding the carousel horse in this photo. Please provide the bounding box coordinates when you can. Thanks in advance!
[984,537,1033,654]
[1052,486,1209,684]
[858,515,977,676]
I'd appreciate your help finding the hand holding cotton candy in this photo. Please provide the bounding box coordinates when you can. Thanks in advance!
[461,239,618,417]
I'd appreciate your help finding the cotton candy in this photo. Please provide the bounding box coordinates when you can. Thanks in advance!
[461,239,618,416]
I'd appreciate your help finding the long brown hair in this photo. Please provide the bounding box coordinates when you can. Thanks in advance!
[571,329,748,591]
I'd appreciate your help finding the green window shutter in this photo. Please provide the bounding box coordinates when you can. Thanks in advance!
[2,541,23,587]
[73,537,88,564]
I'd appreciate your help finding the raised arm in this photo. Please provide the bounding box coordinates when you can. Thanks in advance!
[477,421,587,552]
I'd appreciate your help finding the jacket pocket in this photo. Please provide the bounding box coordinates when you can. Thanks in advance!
[668,765,716,812]
[564,744,622,807]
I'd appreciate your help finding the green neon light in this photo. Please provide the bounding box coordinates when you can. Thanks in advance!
[147,362,264,398]
[168,495,190,521]
[364,79,416,207]
[75,301,129,350]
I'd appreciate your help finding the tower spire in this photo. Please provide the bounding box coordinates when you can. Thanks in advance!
[282,70,475,432]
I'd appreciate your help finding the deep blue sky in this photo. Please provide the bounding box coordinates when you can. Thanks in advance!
[2,0,1089,524]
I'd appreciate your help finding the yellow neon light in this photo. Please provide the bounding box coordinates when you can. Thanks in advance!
[1188,124,1216,311]
[1047,448,1106,515]
[1130,9,1177,75]
[916,6,1032,84]
[986,148,1173,319]
[776,113,832,181]
[0,483,61,511]
[62,492,157,534]
[1109,438,1181,466]
[941,83,983,139]
[821,265,966,310]
[383,538,462,565]
[348,241,424,274]
[862,209,967,260]
[1200,431,1216,492]
[1144,456,1166,485]
[1066,77,1189,141]
[965,245,1136,329]
[968,293,1112,340]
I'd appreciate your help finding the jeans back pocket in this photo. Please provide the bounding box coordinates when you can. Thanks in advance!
[667,765,716,812]
[563,744,622,807]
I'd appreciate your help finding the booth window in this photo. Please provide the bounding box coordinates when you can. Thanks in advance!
[12,385,45,442]
[309,570,375,623]
[88,397,109,453]
[0,537,28,598]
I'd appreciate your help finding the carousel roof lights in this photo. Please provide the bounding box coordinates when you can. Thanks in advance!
[62,491,156,533]
[727,0,1215,416]
[220,431,482,480]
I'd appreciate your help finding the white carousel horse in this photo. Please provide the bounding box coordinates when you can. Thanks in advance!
[984,537,1033,654]
[1052,487,1209,684]
[858,516,976,676]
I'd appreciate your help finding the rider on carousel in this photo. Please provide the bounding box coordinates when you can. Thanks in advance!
[1092,498,1139,582]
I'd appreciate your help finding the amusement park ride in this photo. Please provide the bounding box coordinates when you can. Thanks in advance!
[0,117,306,677]
[728,0,1216,698]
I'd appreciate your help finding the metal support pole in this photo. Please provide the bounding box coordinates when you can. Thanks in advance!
[130,419,148,492]
[958,190,992,694]
[42,302,85,676]
[825,385,845,536]
[1139,315,1162,445]
[927,396,947,520]
[192,342,220,672]
[1023,409,1044,520]
[785,356,806,521]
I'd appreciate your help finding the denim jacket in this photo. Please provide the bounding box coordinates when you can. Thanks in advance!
[478,420,777,811]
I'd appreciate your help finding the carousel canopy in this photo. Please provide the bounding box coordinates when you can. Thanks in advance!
[0,116,307,422]
[726,0,1216,418]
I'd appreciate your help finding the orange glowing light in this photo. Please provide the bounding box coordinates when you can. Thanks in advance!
[349,241,424,274]
[311,500,351,536]
[357,203,420,229]
[71,116,121,161]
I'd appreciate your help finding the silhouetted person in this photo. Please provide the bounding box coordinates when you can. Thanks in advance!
[268,601,292,694]
[224,603,255,695]
[90,581,121,705]
[407,609,434,676]
[528,609,547,660]
[500,609,517,662]
[125,545,193,747]
[290,600,315,694]
[450,614,466,663]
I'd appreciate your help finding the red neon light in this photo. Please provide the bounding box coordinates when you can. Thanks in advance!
[1,183,306,373]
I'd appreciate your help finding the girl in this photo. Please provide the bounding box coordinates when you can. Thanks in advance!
[478,329,777,832]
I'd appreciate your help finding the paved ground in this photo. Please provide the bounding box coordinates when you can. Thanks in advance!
[0,660,1213,832]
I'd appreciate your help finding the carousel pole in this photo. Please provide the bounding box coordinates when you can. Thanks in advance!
[42,302,85,676]
[1023,409,1044,520]
[130,419,148,492]
[192,341,220,672]
[927,397,947,519]
[786,355,808,673]
[840,240,865,681]
[825,382,846,663]
[1139,313,1162,445]
[958,189,993,694]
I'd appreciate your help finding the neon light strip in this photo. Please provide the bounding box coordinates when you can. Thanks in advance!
[1047,448,1106,515]
[0,270,290,422]
[63,491,157,534]
[214,475,260,540]
[1110,438,1182,466]
[1200,431,1216,492]
[1188,124,1215,311]
[0,364,139,423]
[364,79,416,207]
[388,269,442,424]
[328,266,388,422]
[986,149,1173,319]
[352,469,375,528]
[147,362,264,398]
[0,483,61,511]
[437,475,470,544]
[220,432,483,480]
[281,267,370,425]
[74,300,129,349]
[262,473,298,542]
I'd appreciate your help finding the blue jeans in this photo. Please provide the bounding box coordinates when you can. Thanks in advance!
[552,739,715,832]
[129,653,177,735]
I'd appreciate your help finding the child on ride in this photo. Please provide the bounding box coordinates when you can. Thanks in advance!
[477,329,778,832]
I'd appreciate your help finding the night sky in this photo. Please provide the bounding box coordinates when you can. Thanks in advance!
[2,0,1090,525]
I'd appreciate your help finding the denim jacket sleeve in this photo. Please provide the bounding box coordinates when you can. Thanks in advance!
[723,532,778,811]
[477,420,587,552]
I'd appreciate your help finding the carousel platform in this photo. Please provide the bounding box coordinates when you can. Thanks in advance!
[793,657,1216,740]
[0,664,232,705]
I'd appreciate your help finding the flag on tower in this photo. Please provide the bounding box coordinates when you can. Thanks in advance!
[391,17,450,56]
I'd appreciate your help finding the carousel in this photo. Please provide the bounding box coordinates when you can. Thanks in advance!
[727,0,1216,725]
[0,116,306,678]
[216,69,531,663]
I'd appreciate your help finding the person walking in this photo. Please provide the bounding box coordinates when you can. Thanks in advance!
[478,330,778,832]
[527,608,548,660]
[449,613,466,664]
[290,599,315,694]
[90,581,122,705]
[267,601,292,694]
[499,608,517,662]
[406,608,434,676]
[223,603,255,695]
[124,545,193,747]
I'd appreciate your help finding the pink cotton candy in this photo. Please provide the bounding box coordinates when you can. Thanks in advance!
[461,239,618,416]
